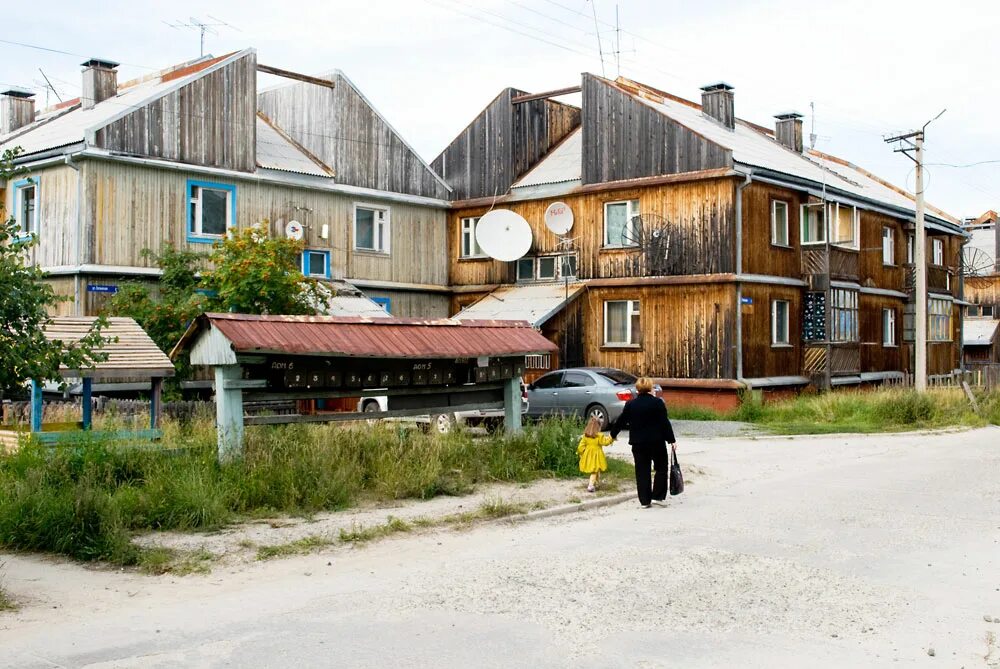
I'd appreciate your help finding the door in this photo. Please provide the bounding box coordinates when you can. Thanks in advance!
[557,370,597,416]
[527,371,563,417]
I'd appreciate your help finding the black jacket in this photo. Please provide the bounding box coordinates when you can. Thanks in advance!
[610,393,676,445]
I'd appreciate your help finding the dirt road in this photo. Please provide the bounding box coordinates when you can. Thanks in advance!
[2,427,999,668]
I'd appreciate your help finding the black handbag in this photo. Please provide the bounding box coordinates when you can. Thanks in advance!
[669,445,684,496]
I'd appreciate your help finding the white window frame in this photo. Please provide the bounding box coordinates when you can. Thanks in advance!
[187,181,234,241]
[928,298,951,342]
[932,238,944,266]
[353,203,391,254]
[800,203,826,245]
[771,299,790,346]
[14,178,39,239]
[516,254,576,283]
[460,216,485,258]
[771,200,790,247]
[603,300,641,347]
[829,202,859,249]
[830,288,859,343]
[603,199,640,248]
[882,307,897,347]
[882,226,895,265]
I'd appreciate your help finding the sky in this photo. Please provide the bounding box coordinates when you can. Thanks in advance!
[3,0,999,217]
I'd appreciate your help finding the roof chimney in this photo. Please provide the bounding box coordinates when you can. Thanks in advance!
[0,88,36,134]
[774,111,804,153]
[700,82,735,129]
[81,58,119,110]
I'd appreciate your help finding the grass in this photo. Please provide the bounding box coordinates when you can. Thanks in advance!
[139,547,217,575]
[338,516,411,544]
[0,564,15,612]
[256,535,333,560]
[0,416,592,566]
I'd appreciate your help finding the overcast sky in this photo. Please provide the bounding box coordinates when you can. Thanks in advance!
[3,0,999,217]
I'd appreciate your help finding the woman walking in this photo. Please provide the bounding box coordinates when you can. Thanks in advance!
[609,377,676,508]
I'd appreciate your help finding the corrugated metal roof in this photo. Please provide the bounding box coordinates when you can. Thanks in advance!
[963,318,999,346]
[43,317,175,378]
[255,115,332,177]
[512,128,582,189]
[325,294,393,318]
[177,313,556,359]
[453,282,587,327]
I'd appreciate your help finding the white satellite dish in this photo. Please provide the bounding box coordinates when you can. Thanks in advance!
[475,209,532,262]
[544,201,574,235]
[285,220,304,241]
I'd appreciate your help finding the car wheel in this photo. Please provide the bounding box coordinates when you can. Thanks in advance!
[586,404,609,430]
[429,412,454,435]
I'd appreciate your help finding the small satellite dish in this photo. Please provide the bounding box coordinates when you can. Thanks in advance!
[544,201,574,235]
[475,209,532,262]
[285,220,304,240]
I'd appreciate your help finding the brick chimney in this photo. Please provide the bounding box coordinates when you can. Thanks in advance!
[81,58,119,110]
[774,111,804,153]
[700,82,735,129]
[0,88,36,134]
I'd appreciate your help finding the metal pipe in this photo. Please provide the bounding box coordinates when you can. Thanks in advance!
[734,170,752,385]
[64,154,83,316]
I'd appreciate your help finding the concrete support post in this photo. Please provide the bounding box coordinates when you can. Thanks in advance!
[81,378,93,430]
[214,365,245,461]
[30,379,43,433]
[504,376,523,434]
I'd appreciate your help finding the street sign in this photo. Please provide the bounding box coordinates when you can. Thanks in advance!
[87,284,118,294]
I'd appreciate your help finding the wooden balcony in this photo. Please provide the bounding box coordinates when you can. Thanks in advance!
[800,246,859,281]
[803,345,862,376]
[904,265,950,293]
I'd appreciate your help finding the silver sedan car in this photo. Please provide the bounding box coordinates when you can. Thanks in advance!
[525,367,658,429]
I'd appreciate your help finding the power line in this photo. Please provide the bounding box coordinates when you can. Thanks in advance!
[0,38,156,70]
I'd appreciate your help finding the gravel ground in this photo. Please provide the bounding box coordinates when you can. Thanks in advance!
[669,418,764,439]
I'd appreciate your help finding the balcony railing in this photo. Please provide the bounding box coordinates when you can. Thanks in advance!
[904,264,950,293]
[800,246,859,280]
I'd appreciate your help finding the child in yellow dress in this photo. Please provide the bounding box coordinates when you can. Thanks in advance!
[578,415,613,492]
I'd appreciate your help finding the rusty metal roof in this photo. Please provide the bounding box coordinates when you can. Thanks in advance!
[43,317,175,379]
[174,313,556,360]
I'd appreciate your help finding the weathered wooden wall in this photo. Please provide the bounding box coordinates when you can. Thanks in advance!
[258,73,451,199]
[741,182,801,278]
[859,294,903,373]
[95,52,257,173]
[360,289,449,319]
[580,74,732,185]
[450,177,736,285]
[579,284,735,379]
[965,275,1000,307]
[431,88,580,201]
[3,163,80,268]
[740,284,801,379]
[84,161,448,287]
[860,211,905,292]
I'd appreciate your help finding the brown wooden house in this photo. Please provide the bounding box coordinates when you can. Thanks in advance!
[962,211,1000,367]
[438,74,967,409]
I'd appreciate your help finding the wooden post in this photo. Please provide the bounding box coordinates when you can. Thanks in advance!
[30,379,43,433]
[150,377,163,429]
[81,378,93,430]
[503,375,522,434]
[214,365,245,461]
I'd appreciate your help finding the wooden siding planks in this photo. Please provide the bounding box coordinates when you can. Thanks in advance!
[581,74,732,185]
[741,182,801,278]
[740,283,802,379]
[860,293,904,373]
[95,53,257,173]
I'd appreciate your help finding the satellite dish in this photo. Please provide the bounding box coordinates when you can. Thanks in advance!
[285,220,304,240]
[544,201,574,235]
[475,209,532,262]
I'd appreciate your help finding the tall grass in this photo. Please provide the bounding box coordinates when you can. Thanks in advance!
[0,417,600,565]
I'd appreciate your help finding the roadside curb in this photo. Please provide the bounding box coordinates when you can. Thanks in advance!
[506,492,634,523]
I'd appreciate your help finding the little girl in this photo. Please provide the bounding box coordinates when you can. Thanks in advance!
[577,416,613,492]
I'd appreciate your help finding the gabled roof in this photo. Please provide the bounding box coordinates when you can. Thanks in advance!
[43,317,174,379]
[512,128,582,190]
[255,114,333,177]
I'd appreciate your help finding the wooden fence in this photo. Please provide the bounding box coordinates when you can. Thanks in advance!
[1,398,298,428]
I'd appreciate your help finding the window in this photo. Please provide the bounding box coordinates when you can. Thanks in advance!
[771,201,789,246]
[517,258,534,281]
[13,178,38,240]
[604,200,640,247]
[882,227,895,265]
[525,353,551,369]
[966,305,981,318]
[830,203,858,248]
[460,217,484,258]
[301,249,330,278]
[984,305,995,318]
[830,288,858,343]
[371,297,391,314]
[929,298,951,341]
[354,204,390,253]
[771,299,790,346]
[537,256,557,280]
[604,300,641,346]
[932,238,944,266]
[561,254,577,278]
[906,233,915,263]
[187,180,235,242]
[562,372,596,387]
[801,204,826,244]
[516,255,576,282]
[532,372,562,389]
[882,308,897,346]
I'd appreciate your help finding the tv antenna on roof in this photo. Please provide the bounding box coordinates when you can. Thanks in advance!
[165,16,240,57]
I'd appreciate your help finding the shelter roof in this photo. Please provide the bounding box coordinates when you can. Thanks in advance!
[963,318,999,346]
[452,282,587,327]
[43,317,174,379]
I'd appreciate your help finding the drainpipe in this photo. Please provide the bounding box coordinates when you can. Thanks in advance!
[734,170,752,387]
[64,154,83,316]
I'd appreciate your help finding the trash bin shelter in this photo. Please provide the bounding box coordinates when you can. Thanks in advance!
[172,313,558,460]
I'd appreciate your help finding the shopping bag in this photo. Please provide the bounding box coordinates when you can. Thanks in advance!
[669,445,684,496]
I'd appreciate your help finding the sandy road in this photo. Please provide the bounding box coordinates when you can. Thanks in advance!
[1,427,999,668]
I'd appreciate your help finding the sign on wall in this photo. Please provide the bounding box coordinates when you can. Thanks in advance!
[87,284,119,294]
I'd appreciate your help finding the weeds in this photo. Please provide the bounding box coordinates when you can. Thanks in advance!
[0,563,15,612]
[338,517,411,544]
[256,535,333,560]
[478,496,528,519]
[139,547,217,575]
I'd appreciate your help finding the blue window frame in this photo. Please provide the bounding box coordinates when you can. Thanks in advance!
[371,297,391,314]
[13,176,39,241]
[186,179,236,243]
[301,249,331,278]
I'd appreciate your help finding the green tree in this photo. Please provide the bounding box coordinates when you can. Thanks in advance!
[0,148,108,400]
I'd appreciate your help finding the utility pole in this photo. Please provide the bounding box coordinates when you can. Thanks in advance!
[885,109,946,392]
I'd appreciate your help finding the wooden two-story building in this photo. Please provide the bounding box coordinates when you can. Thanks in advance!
[439,74,967,408]
[962,211,1000,367]
[0,49,452,319]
